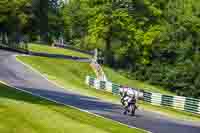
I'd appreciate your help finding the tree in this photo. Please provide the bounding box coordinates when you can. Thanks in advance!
[0,0,32,43]
[21,0,200,97]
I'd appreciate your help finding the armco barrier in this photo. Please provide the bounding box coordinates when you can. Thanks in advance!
[0,42,28,53]
[86,76,120,95]
[86,76,200,115]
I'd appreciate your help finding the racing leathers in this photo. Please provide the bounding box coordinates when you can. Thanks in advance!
[119,87,137,114]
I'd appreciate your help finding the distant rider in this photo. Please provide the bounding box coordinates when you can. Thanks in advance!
[119,86,138,115]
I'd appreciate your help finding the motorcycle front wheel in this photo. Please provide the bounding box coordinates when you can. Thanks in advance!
[129,104,136,116]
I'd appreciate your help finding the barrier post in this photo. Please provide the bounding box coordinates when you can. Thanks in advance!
[161,95,173,107]
[85,76,200,115]
[151,93,162,106]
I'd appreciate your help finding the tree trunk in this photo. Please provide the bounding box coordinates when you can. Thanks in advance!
[2,32,6,44]
[39,0,48,43]
[104,26,113,65]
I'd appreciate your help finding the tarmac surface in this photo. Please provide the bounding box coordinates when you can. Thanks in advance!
[0,49,200,133]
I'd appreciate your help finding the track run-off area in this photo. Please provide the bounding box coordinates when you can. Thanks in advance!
[0,49,200,133]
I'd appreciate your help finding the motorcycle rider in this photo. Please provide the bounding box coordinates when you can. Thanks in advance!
[119,86,138,115]
[119,85,128,106]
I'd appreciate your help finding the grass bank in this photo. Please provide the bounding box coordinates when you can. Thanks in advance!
[17,56,200,122]
[103,67,174,95]
[17,44,200,122]
[0,82,146,133]
[28,43,91,58]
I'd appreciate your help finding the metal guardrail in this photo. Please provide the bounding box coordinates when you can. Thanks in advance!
[54,43,94,55]
[0,42,28,53]
[86,76,200,115]
[28,51,91,62]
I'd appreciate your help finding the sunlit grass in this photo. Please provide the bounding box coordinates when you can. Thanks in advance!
[0,82,145,133]
[28,43,91,58]
[17,45,200,122]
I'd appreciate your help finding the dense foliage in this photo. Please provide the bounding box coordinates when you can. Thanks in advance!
[62,0,200,98]
[0,0,63,43]
[0,0,199,98]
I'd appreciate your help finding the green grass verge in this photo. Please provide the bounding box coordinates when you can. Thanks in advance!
[17,56,200,122]
[0,82,146,133]
[104,67,174,95]
[28,44,172,94]
[28,43,91,58]
[18,56,119,104]
[17,43,200,121]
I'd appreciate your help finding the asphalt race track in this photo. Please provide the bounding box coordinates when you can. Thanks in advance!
[0,49,200,133]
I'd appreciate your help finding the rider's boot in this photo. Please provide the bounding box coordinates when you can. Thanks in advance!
[123,110,127,115]
[123,105,129,115]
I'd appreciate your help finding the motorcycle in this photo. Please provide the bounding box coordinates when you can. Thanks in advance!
[122,97,137,116]
[119,86,144,116]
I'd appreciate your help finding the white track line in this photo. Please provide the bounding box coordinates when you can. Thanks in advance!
[11,55,152,133]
